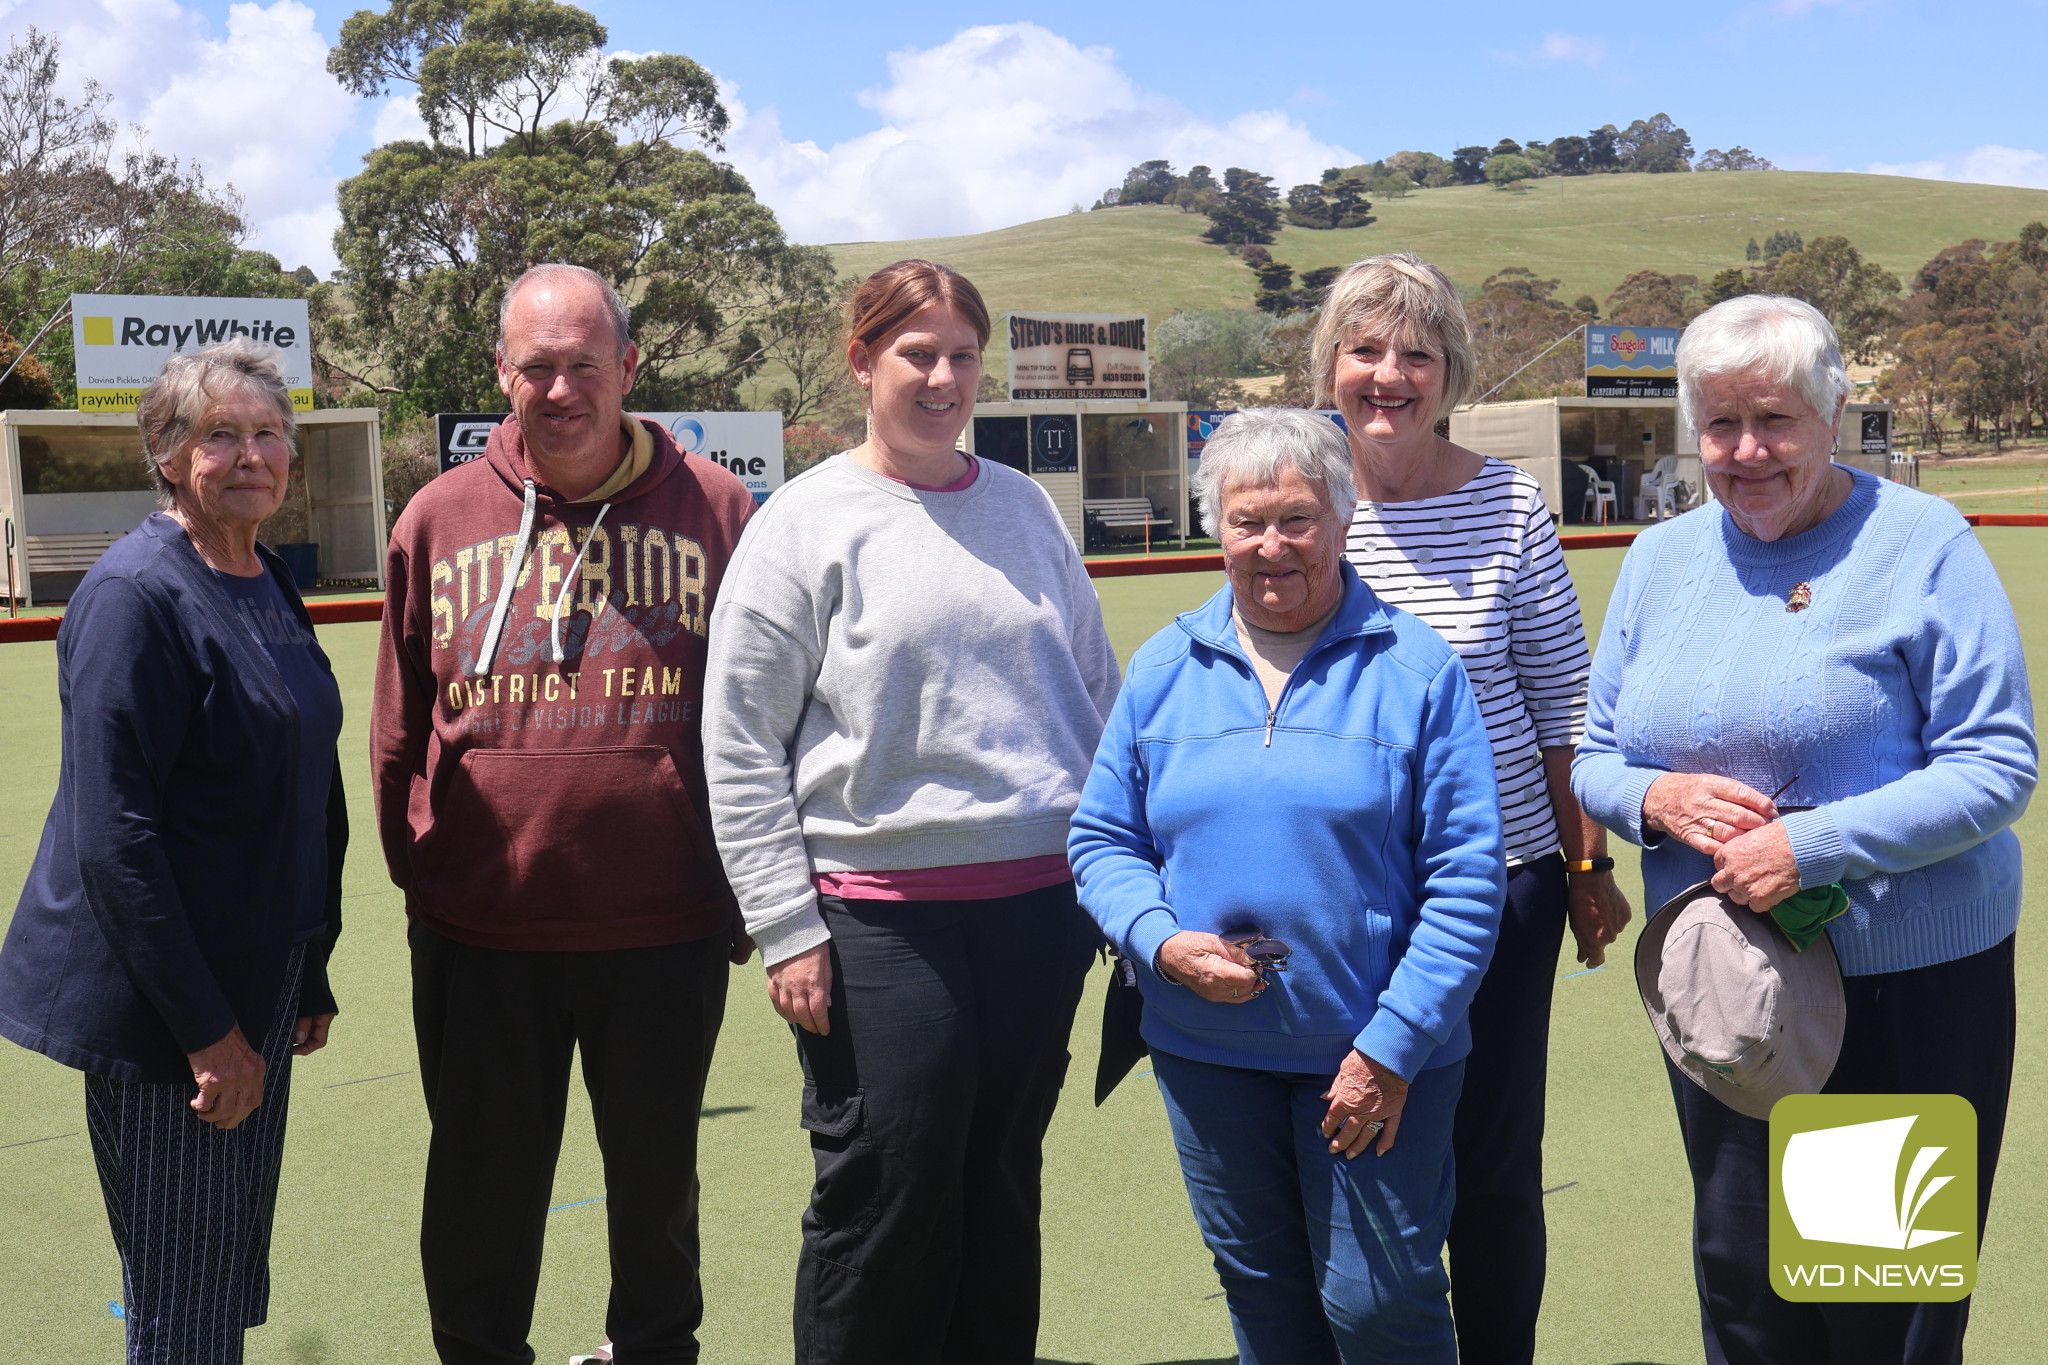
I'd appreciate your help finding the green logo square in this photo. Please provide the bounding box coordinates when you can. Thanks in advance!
[1770,1093,1977,1302]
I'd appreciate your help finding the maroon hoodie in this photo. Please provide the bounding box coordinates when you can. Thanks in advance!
[372,416,754,951]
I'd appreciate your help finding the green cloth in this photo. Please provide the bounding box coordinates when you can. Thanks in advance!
[1771,884,1849,951]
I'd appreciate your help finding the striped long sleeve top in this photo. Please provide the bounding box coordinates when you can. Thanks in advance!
[1345,458,1591,864]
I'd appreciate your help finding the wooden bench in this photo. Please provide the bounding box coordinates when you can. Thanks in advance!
[1085,497,1173,542]
[26,532,123,575]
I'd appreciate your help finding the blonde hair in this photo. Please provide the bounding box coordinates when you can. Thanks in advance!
[1310,252,1476,423]
[136,337,298,509]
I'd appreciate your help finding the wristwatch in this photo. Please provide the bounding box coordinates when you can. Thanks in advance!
[1566,856,1615,874]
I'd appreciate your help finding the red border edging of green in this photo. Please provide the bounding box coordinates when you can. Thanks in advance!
[2,514,2040,644]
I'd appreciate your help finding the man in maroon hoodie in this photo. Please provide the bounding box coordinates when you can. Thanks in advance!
[373,264,755,1365]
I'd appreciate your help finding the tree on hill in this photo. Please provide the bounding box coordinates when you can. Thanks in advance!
[1202,168,1282,246]
[1283,180,1372,229]
[1484,154,1537,189]
[1119,160,1178,205]
[324,0,833,419]
[1746,238,1761,262]
[1548,136,1589,174]
[1761,229,1803,260]
[1758,235,1899,360]
[1698,147,1776,171]
[1877,222,2048,440]
[1616,114,1693,172]
[1584,126,1622,172]
[1386,150,1453,187]
[1451,146,1491,185]
[1605,270,1704,327]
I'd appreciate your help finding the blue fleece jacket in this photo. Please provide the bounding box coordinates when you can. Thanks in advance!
[1069,563,1506,1080]
[1572,470,2036,976]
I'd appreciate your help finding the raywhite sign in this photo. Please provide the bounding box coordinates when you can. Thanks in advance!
[1006,312,1149,401]
[70,293,314,413]
[640,410,785,504]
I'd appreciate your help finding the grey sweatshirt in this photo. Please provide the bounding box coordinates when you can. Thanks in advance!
[702,453,1122,964]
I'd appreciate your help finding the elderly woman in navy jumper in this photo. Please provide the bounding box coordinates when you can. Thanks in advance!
[1071,407,1505,1365]
[1573,294,2035,1365]
[0,339,345,1364]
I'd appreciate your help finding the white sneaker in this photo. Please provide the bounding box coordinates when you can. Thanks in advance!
[568,1340,613,1364]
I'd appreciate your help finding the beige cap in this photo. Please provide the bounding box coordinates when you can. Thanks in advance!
[1634,880,1847,1120]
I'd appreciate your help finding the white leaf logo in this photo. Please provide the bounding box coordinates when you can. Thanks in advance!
[1782,1116,1961,1250]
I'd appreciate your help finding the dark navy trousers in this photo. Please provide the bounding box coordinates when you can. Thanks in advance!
[1447,852,1568,1365]
[84,945,306,1365]
[1669,934,2016,1365]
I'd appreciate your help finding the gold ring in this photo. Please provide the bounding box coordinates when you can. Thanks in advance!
[1230,988,1240,999]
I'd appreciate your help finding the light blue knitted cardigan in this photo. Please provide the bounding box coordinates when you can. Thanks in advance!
[1572,469,2036,976]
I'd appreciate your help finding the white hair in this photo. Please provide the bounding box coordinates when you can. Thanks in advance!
[1676,294,1850,441]
[1192,407,1356,536]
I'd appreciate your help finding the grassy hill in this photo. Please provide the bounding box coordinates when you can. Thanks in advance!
[823,171,2048,374]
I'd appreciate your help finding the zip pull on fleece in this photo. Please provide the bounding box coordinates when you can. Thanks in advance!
[472,478,538,678]
[549,501,612,663]
[1265,707,1276,747]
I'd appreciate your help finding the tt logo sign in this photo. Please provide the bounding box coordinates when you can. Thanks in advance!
[1770,1094,1976,1302]
[435,413,508,474]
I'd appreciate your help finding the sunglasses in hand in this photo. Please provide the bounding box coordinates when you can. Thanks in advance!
[1222,929,1292,973]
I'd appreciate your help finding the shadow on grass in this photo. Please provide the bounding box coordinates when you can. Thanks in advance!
[1036,1359,1236,1364]
[701,1105,755,1118]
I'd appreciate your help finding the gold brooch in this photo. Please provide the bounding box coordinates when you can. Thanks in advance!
[1786,582,1812,613]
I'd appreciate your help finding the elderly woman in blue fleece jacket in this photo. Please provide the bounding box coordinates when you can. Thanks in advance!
[1070,406,1505,1365]
[1573,294,2036,1365]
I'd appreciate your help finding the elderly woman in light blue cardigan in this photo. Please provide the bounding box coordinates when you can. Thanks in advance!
[1572,294,2035,1365]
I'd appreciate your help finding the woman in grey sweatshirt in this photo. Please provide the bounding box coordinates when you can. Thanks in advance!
[702,260,1120,1364]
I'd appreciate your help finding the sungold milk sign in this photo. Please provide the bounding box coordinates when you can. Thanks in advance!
[71,293,314,413]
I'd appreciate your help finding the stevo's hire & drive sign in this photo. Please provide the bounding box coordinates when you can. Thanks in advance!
[70,294,314,413]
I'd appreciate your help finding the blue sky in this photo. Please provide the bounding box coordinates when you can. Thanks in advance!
[13,0,2045,272]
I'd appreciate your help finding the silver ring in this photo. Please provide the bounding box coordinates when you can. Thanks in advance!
[1366,1119,1385,1135]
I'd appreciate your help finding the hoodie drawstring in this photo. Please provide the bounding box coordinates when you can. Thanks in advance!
[549,501,611,663]
[472,479,538,678]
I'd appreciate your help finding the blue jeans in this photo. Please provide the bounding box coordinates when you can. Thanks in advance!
[1152,1049,1464,1365]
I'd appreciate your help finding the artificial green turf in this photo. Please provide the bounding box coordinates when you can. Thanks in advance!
[3,540,2045,1363]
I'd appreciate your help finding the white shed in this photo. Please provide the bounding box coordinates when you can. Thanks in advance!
[1,407,386,607]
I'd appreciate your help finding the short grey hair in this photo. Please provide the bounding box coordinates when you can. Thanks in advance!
[1676,294,1850,441]
[1193,407,1357,536]
[498,263,632,356]
[135,337,298,510]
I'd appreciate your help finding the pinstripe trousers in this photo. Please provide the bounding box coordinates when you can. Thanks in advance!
[83,945,306,1365]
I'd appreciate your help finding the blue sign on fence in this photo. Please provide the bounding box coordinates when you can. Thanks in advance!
[1586,326,1681,398]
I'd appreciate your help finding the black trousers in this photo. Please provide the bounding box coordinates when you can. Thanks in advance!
[411,922,731,1365]
[1446,852,1568,1365]
[1668,934,2016,1365]
[792,883,1099,1365]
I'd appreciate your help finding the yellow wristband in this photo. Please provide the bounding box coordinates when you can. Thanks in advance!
[1566,857,1615,874]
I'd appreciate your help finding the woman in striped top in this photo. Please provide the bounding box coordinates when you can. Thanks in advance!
[1315,253,1633,1365]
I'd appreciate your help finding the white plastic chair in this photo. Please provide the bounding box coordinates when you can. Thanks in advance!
[1582,475,1618,525]
[1640,456,1687,520]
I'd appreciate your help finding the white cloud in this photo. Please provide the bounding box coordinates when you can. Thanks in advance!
[1536,33,1606,66]
[1867,145,2048,191]
[4,0,355,273]
[718,23,1359,243]
[371,95,431,147]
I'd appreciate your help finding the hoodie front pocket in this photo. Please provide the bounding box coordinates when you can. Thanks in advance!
[416,745,720,929]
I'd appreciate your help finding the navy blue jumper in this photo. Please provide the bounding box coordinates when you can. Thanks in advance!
[0,512,347,1084]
